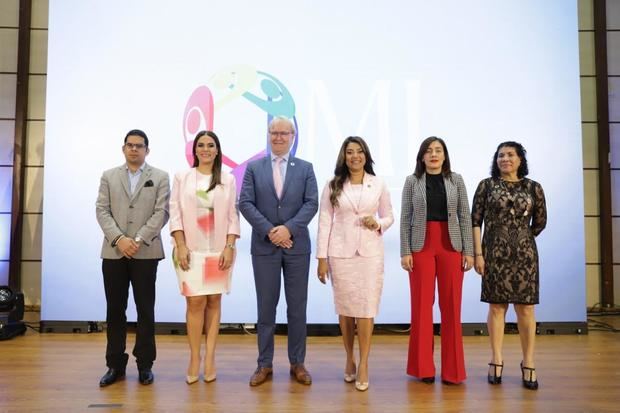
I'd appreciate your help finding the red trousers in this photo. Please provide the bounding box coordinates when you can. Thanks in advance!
[407,221,466,383]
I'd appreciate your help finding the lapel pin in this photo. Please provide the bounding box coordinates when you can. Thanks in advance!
[290,162,295,166]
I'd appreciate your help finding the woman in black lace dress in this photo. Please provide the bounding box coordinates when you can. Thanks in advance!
[471,141,546,390]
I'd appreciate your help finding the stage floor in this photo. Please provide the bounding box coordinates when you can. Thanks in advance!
[1,315,619,412]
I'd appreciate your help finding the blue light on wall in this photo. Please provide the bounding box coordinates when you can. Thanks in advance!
[1,97,16,287]
[0,157,12,286]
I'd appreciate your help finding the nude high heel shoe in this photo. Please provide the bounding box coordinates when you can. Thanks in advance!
[344,361,356,383]
[355,380,369,391]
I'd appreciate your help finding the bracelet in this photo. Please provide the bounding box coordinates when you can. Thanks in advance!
[475,253,483,257]
[225,243,236,250]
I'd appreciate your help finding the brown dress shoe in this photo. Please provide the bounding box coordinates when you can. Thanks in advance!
[290,364,312,385]
[249,367,273,386]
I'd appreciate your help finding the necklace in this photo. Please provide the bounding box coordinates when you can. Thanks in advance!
[499,178,531,217]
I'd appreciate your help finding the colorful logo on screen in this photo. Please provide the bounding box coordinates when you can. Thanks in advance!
[182,64,299,192]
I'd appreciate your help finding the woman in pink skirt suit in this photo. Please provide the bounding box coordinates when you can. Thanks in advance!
[316,136,394,391]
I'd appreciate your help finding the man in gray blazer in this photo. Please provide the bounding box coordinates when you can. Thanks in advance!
[239,116,318,386]
[95,129,170,387]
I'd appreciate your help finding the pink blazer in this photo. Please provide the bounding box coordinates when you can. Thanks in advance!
[316,173,393,259]
[169,169,240,252]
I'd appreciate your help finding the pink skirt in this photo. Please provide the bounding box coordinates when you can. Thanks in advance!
[329,253,384,318]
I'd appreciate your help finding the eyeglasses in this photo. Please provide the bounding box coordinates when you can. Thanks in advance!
[270,131,293,137]
[125,143,146,150]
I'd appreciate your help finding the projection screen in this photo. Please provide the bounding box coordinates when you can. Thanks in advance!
[42,0,585,324]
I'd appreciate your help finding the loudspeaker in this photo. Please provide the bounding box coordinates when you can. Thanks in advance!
[0,321,26,340]
[0,288,27,340]
[9,292,24,322]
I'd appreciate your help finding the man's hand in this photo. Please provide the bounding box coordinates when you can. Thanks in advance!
[117,237,139,258]
[269,225,292,248]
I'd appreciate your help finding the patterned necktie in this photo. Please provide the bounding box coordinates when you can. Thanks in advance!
[273,157,283,198]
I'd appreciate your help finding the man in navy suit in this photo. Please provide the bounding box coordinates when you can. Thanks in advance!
[239,116,318,386]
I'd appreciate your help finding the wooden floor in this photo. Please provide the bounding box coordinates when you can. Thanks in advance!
[1,317,619,413]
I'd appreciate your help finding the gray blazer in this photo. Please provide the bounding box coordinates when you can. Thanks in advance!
[399,172,473,257]
[96,163,170,259]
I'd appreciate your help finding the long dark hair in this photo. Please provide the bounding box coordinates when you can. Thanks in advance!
[414,136,452,178]
[329,136,375,207]
[490,141,529,179]
[192,130,222,192]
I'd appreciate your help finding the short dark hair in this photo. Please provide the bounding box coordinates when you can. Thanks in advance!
[490,141,529,179]
[414,136,452,178]
[124,129,149,147]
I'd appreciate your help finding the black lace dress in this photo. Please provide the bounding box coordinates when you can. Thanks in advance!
[471,178,547,304]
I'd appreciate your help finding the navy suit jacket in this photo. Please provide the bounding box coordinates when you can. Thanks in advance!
[239,155,318,256]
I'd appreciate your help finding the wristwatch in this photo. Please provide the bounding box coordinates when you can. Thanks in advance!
[225,243,235,250]
[111,234,125,247]
[135,236,142,243]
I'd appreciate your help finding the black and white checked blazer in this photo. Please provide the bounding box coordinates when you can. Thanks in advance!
[399,172,474,257]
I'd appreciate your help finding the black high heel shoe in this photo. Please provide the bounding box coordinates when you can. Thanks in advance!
[487,362,503,384]
[520,361,539,390]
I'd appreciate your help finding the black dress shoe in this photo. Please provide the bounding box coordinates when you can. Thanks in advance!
[421,377,435,384]
[520,362,538,390]
[139,369,154,385]
[99,368,125,387]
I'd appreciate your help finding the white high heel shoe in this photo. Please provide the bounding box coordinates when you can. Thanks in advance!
[344,361,356,383]
[186,375,199,385]
[344,372,356,383]
[355,380,369,391]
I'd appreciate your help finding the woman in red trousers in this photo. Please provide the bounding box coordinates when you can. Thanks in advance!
[399,136,474,384]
